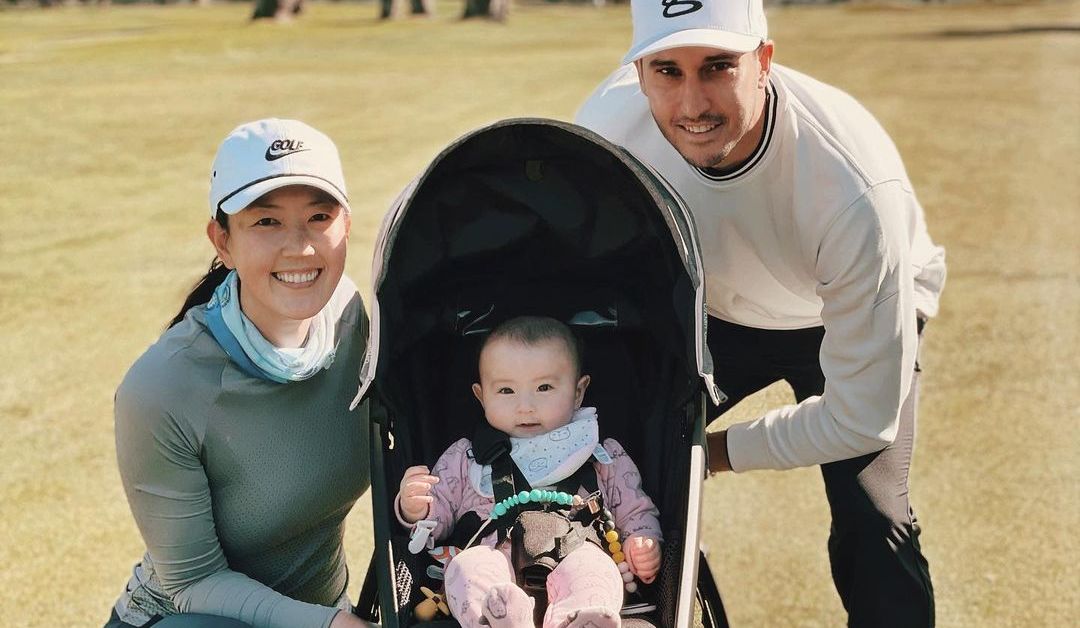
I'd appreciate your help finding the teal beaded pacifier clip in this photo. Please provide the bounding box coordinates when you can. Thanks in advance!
[489,489,638,592]
[490,489,580,519]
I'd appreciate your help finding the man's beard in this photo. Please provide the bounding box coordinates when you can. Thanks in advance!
[654,114,735,170]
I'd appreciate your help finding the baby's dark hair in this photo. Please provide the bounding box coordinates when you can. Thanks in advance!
[481,316,583,376]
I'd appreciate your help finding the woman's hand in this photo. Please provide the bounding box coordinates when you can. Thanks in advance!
[624,535,661,583]
[398,465,439,523]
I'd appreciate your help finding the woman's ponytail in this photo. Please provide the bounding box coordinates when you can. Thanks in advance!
[167,259,231,329]
[167,211,231,329]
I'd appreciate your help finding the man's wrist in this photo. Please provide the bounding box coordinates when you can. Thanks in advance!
[707,429,732,474]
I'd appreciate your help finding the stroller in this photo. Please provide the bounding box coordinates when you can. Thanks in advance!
[350,119,730,628]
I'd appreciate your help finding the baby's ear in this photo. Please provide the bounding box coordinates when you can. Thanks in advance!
[575,374,591,406]
[471,383,484,404]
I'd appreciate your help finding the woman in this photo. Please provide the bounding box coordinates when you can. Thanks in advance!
[107,119,371,628]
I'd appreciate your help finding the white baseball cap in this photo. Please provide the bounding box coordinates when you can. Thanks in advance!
[208,118,350,219]
[624,0,768,64]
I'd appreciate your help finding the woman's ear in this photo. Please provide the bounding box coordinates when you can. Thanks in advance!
[575,374,591,408]
[206,220,235,269]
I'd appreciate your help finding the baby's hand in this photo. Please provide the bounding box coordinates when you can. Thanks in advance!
[625,535,661,584]
[398,465,439,523]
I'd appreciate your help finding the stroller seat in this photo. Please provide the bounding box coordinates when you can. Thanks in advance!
[351,119,728,628]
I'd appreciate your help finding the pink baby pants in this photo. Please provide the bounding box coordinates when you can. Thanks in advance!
[444,542,623,628]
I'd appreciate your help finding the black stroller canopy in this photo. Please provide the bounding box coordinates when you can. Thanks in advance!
[352,119,730,628]
[352,118,720,412]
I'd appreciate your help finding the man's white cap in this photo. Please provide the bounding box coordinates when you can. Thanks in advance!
[624,0,768,64]
[208,118,349,218]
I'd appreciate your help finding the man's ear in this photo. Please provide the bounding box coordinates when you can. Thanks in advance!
[575,374,591,408]
[757,41,775,89]
[206,220,236,269]
[472,383,484,405]
[635,59,648,96]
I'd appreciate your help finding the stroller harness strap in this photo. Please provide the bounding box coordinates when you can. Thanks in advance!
[472,424,605,543]
[470,424,609,599]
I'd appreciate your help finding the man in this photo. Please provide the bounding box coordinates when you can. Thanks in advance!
[575,1,945,626]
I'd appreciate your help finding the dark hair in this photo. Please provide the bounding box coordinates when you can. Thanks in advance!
[167,211,231,329]
[480,316,583,376]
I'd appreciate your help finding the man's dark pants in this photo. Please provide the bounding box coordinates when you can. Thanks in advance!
[706,316,935,628]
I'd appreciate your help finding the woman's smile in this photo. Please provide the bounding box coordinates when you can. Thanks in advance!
[273,269,322,285]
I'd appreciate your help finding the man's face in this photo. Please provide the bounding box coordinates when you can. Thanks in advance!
[636,44,773,170]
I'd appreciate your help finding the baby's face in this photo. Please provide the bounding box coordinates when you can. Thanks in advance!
[472,337,590,438]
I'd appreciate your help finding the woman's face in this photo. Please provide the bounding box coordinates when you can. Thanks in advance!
[208,185,350,346]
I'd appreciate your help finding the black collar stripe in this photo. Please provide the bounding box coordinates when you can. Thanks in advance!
[696,82,778,183]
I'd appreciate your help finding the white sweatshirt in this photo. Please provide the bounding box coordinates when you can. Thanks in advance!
[576,64,946,471]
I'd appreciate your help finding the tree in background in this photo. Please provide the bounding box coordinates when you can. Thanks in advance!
[462,0,508,20]
[379,0,433,19]
[252,0,303,21]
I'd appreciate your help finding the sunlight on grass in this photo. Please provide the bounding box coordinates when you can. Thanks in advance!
[1,1,1077,626]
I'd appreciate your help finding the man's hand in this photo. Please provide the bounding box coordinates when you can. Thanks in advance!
[706,429,732,474]
[624,535,661,583]
[398,465,439,523]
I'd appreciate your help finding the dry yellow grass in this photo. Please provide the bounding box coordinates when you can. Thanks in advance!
[0,1,1076,626]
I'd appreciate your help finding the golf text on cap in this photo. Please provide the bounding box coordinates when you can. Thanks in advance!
[662,0,703,18]
[265,139,309,161]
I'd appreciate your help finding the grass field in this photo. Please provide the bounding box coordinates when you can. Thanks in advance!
[1,1,1077,626]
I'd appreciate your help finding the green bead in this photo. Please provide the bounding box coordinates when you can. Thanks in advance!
[494,503,507,517]
[518,491,531,504]
[560,493,572,505]
[530,489,542,502]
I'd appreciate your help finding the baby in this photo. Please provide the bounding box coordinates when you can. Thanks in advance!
[397,316,662,628]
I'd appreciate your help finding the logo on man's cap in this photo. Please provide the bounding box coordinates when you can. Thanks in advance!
[661,0,703,18]
[264,138,309,161]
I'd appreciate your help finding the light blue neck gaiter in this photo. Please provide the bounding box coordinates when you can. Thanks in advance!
[204,270,345,383]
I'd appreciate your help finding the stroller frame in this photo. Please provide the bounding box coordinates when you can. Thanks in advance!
[351,119,729,628]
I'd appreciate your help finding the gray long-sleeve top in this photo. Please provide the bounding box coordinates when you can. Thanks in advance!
[111,286,369,628]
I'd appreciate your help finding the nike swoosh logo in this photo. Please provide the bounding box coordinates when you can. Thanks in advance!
[265,147,310,161]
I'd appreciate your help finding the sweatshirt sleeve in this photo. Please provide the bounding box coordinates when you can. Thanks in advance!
[597,439,663,541]
[423,438,476,542]
[725,182,918,471]
[114,374,340,628]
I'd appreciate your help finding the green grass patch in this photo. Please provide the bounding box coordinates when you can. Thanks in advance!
[1,1,1077,626]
